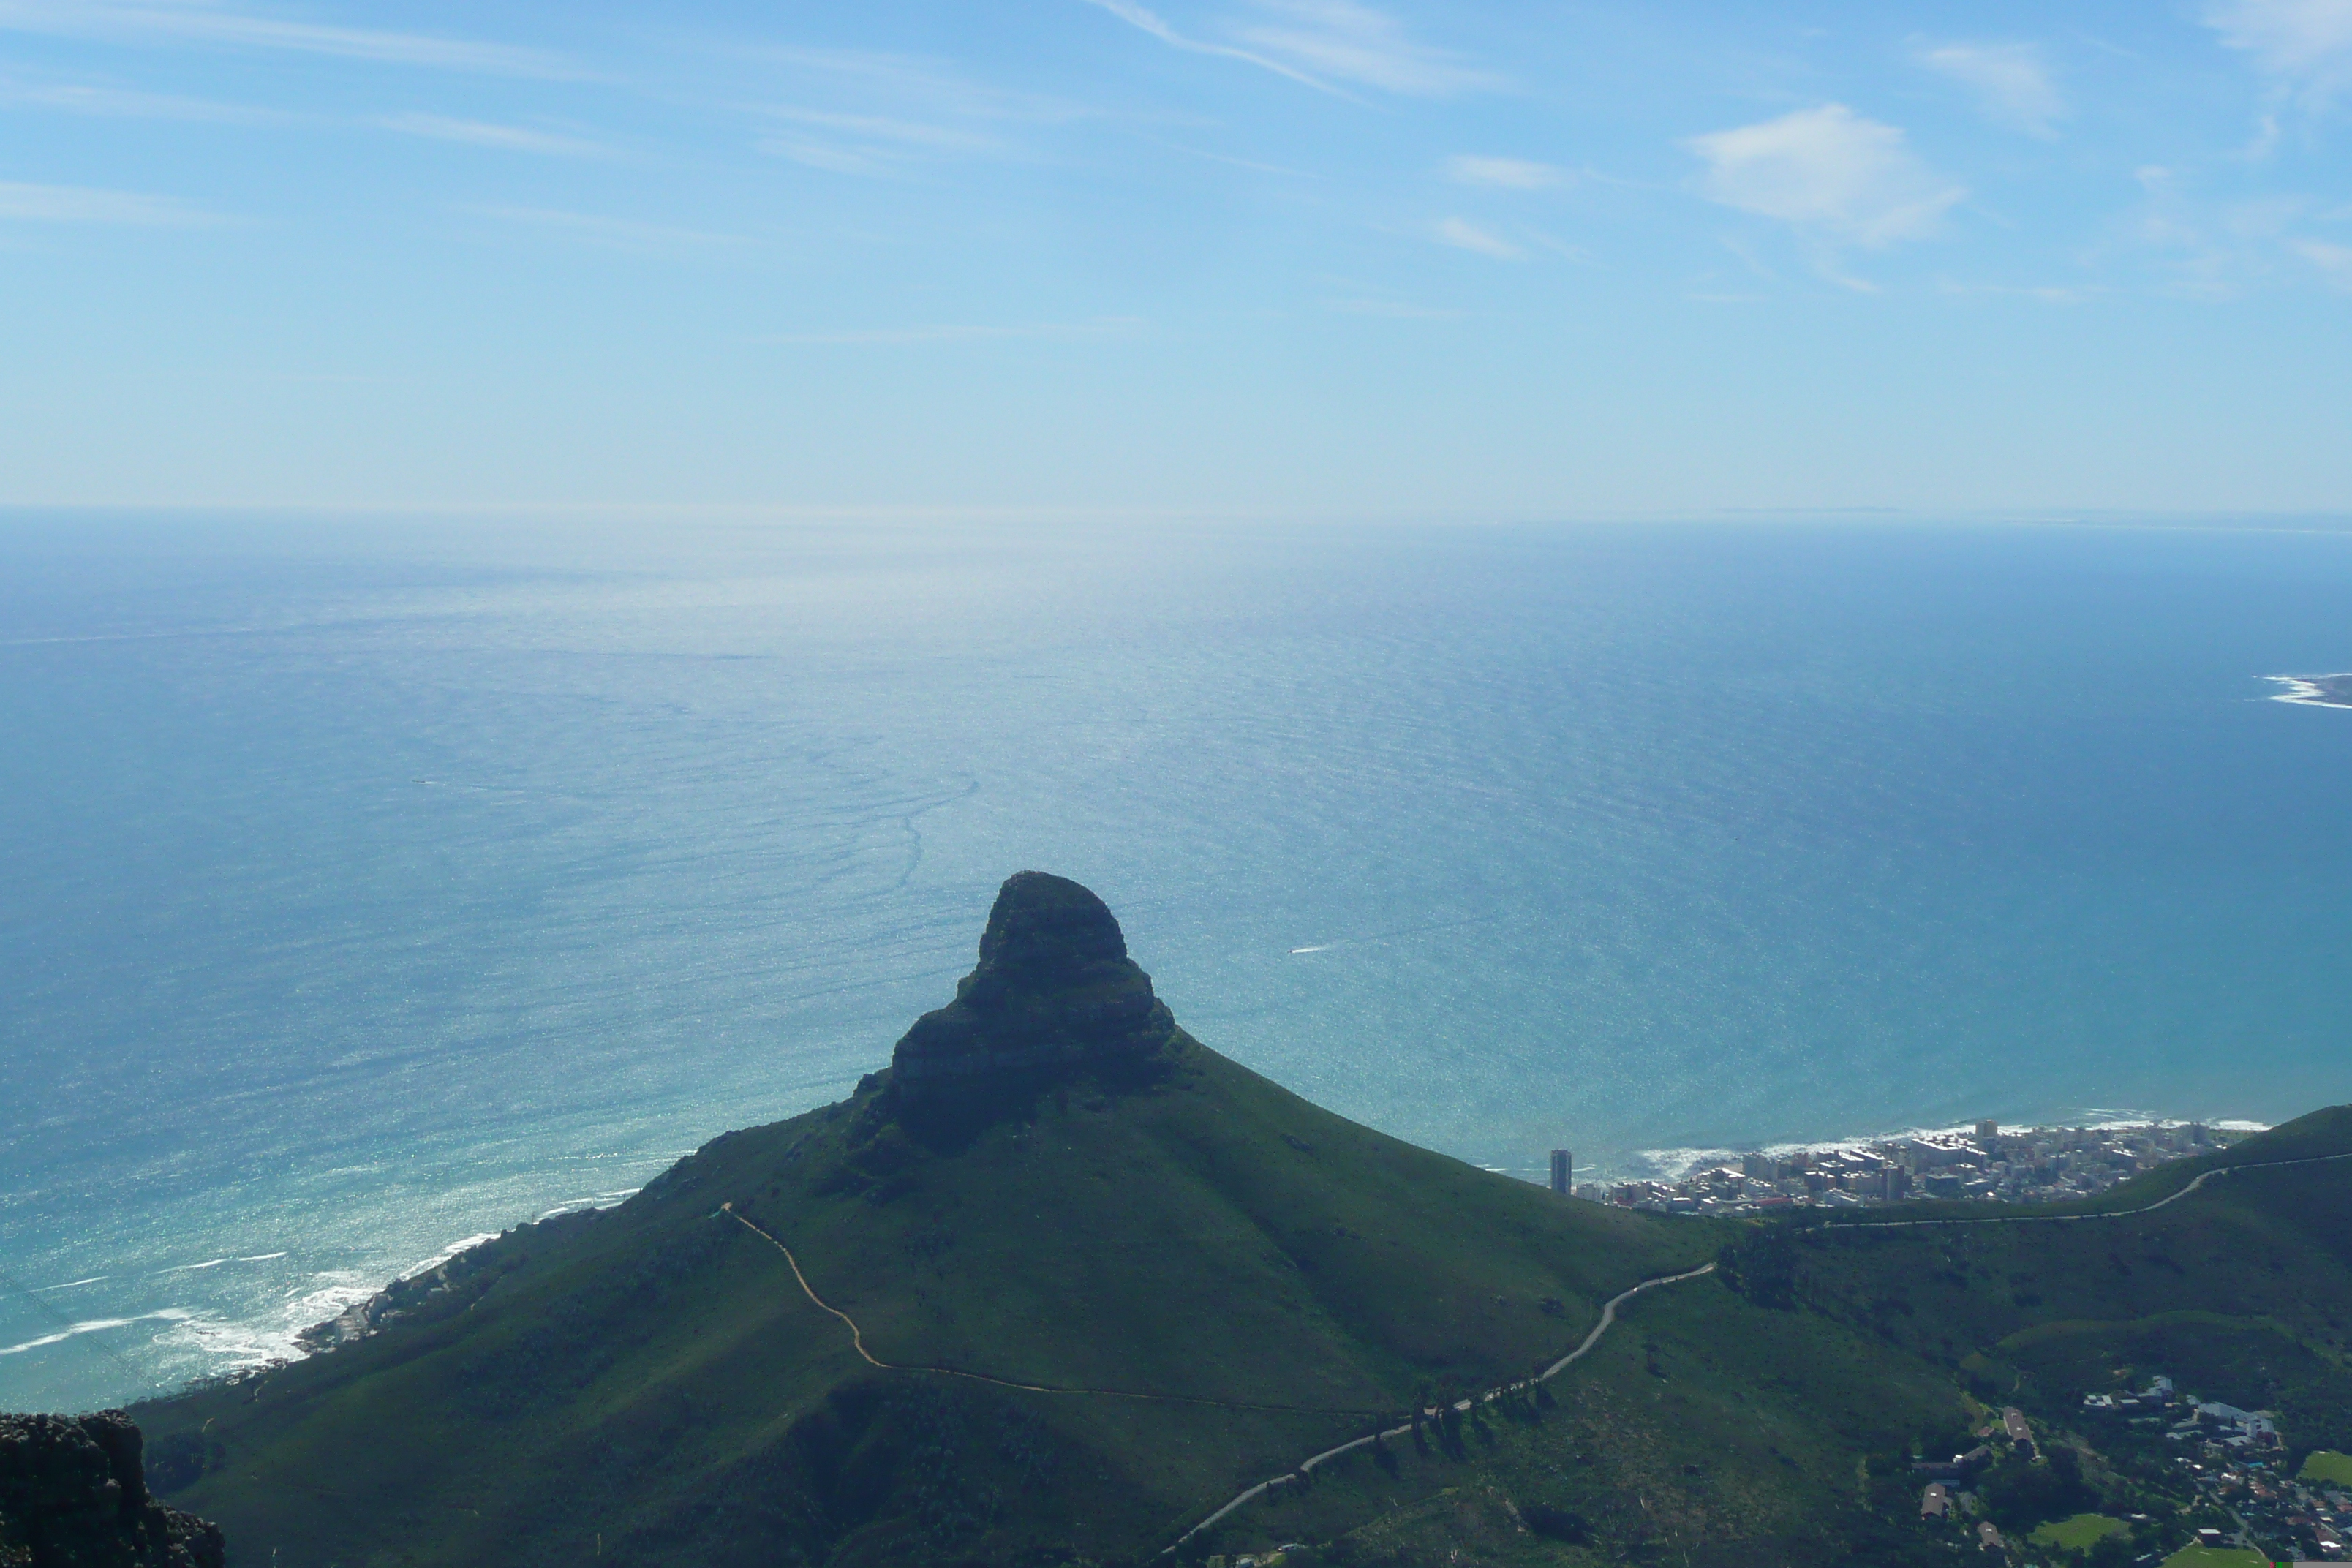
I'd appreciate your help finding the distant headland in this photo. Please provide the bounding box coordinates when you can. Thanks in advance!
[2266,673,2352,708]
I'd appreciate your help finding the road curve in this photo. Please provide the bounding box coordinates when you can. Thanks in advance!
[729,1142,2351,1554]
[1161,1145,2352,1550]
[1163,1262,1719,1553]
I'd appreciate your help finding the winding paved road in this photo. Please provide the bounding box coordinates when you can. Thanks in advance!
[1164,1262,1719,1553]
[1164,1145,2352,1550]
[730,1142,2352,1556]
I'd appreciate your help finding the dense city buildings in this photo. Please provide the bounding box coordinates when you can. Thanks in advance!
[1575,1120,2243,1215]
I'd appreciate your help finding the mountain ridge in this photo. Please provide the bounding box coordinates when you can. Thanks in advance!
[128,873,1714,1565]
[109,875,2352,1567]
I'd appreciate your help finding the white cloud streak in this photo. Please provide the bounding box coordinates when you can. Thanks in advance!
[0,75,278,121]
[761,140,895,177]
[377,114,608,157]
[2293,237,2352,286]
[1079,0,1496,97]
[1322,297,1460,317]
[1077,0,1340,94]
[1920,42,2065,136]
[467,206,750,254]
[750,47,1093,127]
[766,317,1143,344]
[755,108,1008,176]
[2206,0,2352,78]
[1686,105,1964,248]
[742,52,1088,176]
[0,1,580,78]
[762,106,1000,151]
[0,178,213,222]
[1434,215,1521,258]
[1232,0,1501,96]
[1447,155,1565,189]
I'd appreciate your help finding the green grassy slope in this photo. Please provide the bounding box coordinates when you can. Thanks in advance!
[1717,1108,2352,1456]
[127,1081,2352,1567]
[133,1039,1712,1568]
[1182,1110,2352,1568]
[99,863,2352,1567]
[1196,1256,1972,1567]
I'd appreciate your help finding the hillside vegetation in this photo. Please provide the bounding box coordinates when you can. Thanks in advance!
[1721,1107,2352,1455]
[133,877,1715,1567]
[122,876,2352,1567]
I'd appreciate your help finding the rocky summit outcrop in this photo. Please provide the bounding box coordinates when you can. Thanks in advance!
[889,872,1177,1097]
[0,1412,224,1568]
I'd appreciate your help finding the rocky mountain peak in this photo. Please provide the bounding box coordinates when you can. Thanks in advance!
[889,872,1176,1096]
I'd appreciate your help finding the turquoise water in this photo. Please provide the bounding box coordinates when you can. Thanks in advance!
[4,515,2350,1412]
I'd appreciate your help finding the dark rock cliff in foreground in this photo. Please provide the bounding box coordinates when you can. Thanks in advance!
[1,1412,224,1568]
[888,870,1178,1096]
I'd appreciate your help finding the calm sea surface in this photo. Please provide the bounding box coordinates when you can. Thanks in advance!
[4,514,2349,1411]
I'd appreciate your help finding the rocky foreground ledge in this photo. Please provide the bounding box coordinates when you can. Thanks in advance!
[1,1411,225,1567]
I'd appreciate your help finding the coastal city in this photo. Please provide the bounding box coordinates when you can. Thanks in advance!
[1569,1120,2247,1215]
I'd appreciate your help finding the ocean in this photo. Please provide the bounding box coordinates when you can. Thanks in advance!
[3,513,2348,1413]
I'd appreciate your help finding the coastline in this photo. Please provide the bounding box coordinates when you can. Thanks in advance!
[2265,673,2352,708]
[291,1196,639,1360]
[1614,1113,2270,1188]
[18,1109,2277,1405]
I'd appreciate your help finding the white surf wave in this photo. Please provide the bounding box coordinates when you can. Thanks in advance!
[1620,1112,2266,1186]
[2264,674,2352,708]
[0,1311,193,1358]
[395,1233,503,1282]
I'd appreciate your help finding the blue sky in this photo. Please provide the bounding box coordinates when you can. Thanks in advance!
[4,0,2350,515]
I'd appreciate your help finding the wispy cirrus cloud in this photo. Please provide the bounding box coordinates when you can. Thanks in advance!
[766,317,1143,344]
[0,0,581,78]
[2206,0,2352,79]
[745,50,1088,176]
[2120,165,2348,298]
[466,206,750,255]
[0,74,279,122]
[1433,215,1521,259]
[756,105,1005,176]
[1919,41,2065,136]
[0,178,214,222]
[1446,155,1565,189]
[377,114,608,157]
[1322,297,1460,318]
[2296,237,2352,287]
[1686,105,1964,249]
[750,47,1093,126]
[1232,0,1501,96]
[1078,0,1337,92]
[1934,279,2100,304]
[1079,0,1495,97]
